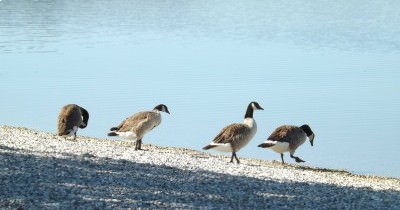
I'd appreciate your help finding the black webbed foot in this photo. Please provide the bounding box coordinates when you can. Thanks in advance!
[294,157,305,163]
[290,154,305,163]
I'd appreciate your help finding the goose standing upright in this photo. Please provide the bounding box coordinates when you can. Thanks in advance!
[258,124,315,164]
[203,101,264,163]
[57,104,89,140]
[108,104,170,150]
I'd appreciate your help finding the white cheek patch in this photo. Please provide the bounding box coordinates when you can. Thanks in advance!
[309,133,315,142]
[252,103,257,110]
[251,103,263,110]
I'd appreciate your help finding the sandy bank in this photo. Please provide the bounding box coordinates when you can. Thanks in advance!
[1,126,399,209]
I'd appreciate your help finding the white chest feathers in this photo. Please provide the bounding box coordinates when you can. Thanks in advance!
[244,118,257,138]
[140,111,162,136]
[65,126,79,136]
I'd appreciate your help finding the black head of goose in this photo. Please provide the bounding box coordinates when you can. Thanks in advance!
[258,124,315,164]
[108,104,170,150]
[203,101,264,164]
[57,104,89,140]
[153,104,170,114]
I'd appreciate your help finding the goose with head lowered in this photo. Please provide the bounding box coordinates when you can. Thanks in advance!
[57,104,89,140]
[258,124,315,164]
[108,104,170,150]
[203,101,264,163]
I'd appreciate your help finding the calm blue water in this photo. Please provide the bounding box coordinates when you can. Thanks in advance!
[1,0,399,178]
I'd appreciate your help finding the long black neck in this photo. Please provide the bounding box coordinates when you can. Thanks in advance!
[80,107,89,128]
[244,104,254,119]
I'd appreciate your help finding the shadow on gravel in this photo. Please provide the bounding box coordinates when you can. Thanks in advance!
[0,147,399,209]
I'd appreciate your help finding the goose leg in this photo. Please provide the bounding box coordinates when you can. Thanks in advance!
[230,152,240,163]
[135,139,142,150]
[233,152,240,164]
[73,132,77,140]
[290,154,305,163]
[138,139,142,150]
[281,153,285,164]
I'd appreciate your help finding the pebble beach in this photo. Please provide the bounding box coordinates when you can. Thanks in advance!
[1,125,399,209]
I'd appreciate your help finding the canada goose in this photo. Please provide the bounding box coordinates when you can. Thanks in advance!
[203,101,264,163]
[258,124,315,164]
[57,104,89,140]
[107,104,170,150]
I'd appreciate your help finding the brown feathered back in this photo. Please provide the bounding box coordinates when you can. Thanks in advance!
[57,104,83,136]
[267,125,307,151]
[212,123,252,151]
[113,111,161,139]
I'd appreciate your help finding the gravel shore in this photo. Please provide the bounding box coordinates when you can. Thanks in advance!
[1,125,399,209]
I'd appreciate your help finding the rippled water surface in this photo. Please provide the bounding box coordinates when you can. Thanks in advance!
[1,0,399,177]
